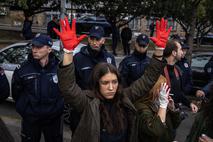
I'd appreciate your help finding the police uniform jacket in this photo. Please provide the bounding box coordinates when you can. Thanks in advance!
[176,57,193,95]
[0,67,10,101]
[74,45,116,89]
[204,57,213,81]
[12,53,64,122]
[119,51,150,87]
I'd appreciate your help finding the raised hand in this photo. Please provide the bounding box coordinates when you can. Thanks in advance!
[53,17,87,53]
[159,83,170,109]
[150,18,172,49]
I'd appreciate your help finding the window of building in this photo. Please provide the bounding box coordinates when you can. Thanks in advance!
[146,17,177,31]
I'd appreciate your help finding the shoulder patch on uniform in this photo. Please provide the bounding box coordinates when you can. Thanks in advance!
[16,64,21,69]
[184,63,189,68]
[107,57,112,64]
[53,75,58,83]
[0,69,4,75]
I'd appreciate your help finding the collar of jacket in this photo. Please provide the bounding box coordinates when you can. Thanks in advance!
[80,44,106,58]
[133,50,148,61]
[28,52,59,70]
[181,57,188,63]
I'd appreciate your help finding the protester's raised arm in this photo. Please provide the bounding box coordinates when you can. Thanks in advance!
[123,18,171,101]
[150,18,172,60]
[53,17,87,66]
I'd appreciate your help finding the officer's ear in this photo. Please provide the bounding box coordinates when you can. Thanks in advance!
[100,38,105,44]
[48,47,52,53]
[172,50,177,57]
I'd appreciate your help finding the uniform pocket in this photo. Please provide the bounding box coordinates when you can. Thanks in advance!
[79,67,92,85]
[22,73,40,101]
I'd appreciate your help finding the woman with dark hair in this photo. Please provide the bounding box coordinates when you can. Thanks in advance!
[134,75,182,142]
[185,85,213,142]
[54,17,171,142]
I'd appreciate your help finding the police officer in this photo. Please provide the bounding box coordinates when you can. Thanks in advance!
[176,44,193,95]
[12,34,64,142]
[47,15,59,39]
[68,25,116,133]
[204,56,213,81]
[196,57,213,98]
[0,67,9,102]
[119,34,150,87]
[74,25,116,89]
[121,25,132,55]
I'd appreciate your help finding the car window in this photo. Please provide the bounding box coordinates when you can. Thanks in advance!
[191,55,212,68]
[0,45,30,64]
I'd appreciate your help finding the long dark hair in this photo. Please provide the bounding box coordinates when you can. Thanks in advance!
[90,62,126,133]
[202,84,213,129]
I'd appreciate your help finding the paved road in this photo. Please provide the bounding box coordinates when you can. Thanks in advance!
[0,101,72,142]
[175,108,196,142]
[0,100,196,142]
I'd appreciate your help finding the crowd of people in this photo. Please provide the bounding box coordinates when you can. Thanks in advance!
[0,17,212,142]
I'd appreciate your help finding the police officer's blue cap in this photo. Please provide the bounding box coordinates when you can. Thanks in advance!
[136,34,149,47]
[89,26,105,39]
[31,34,53,47]
[182,44,190,49]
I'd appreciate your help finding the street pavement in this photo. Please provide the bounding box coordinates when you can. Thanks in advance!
[0,98,196,142]
[0,102,72,142]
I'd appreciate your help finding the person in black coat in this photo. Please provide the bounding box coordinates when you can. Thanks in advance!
[121,25,132,55]
[47,16,59,39]
[22,16,33,40]
[196,57,213,98]
[163,39,198,113]
[12,34,64,142]
[0,67,9,102]
[119,34,150,87]
[176,44,193,95]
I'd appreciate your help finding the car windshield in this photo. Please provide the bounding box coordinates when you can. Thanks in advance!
[0,44,61,65]
[0,45,30,64]
[191,55,212,68]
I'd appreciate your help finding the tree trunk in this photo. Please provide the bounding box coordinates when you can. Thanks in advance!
[187,9,197,65]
